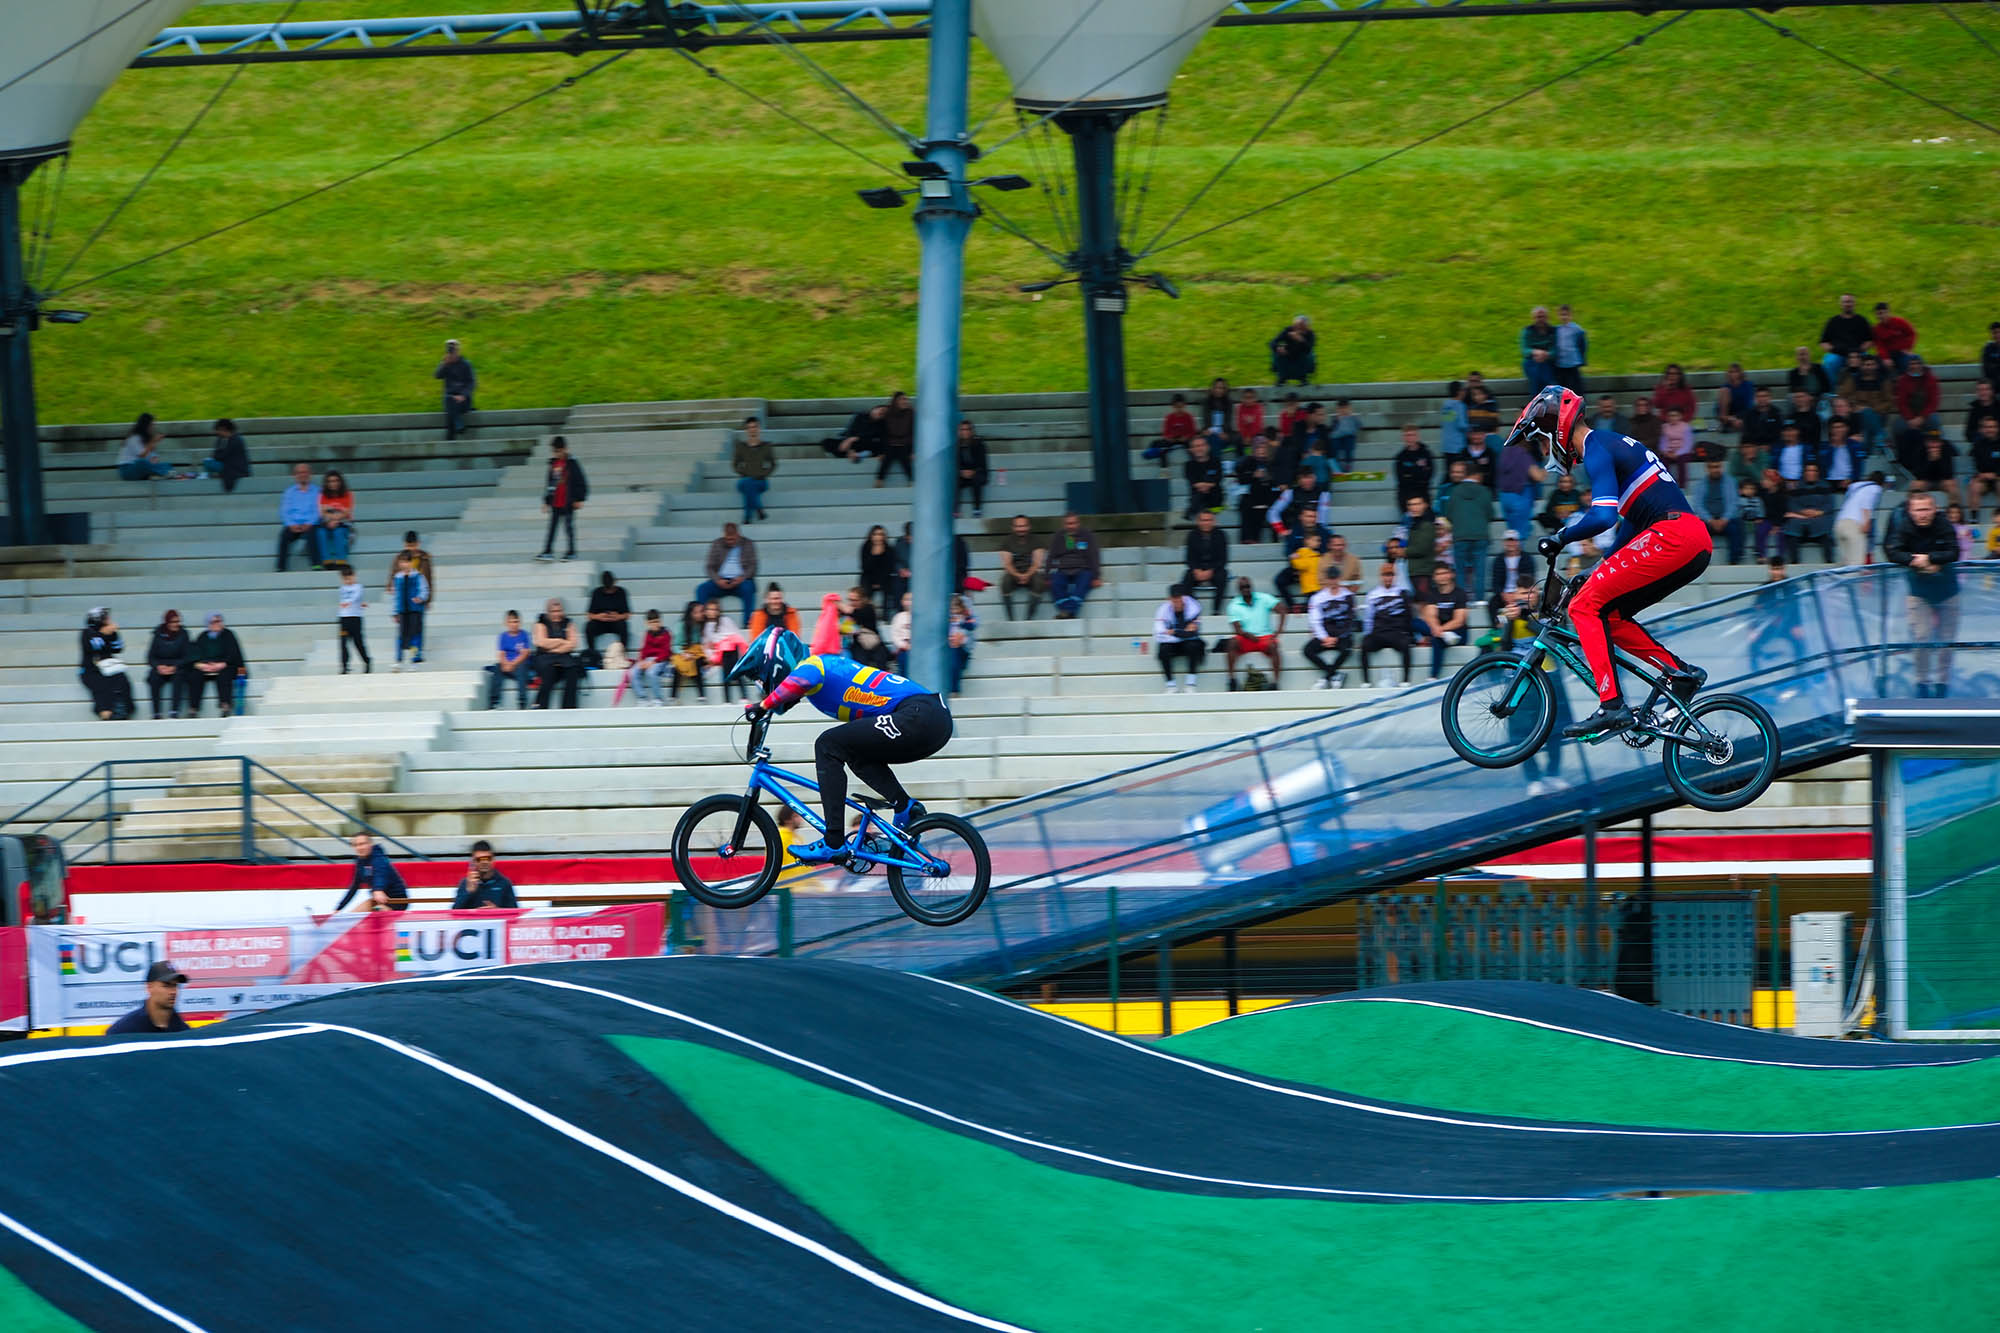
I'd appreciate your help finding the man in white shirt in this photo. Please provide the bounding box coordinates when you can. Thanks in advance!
[1223,575,1286,690]
[1835,471,1885,566]
[1303,581,1354,689]
[1153,583,1205,694]
[1360,563,1415,686]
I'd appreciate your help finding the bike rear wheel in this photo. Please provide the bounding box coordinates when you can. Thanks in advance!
[1662,694,1780,812]
[885,812,991,927]
[1441,652,1557,769]
[671,794,782,908]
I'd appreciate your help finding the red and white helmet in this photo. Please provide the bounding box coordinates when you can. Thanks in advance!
[1505,386,1586,471]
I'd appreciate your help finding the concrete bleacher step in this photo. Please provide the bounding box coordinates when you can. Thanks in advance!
[217,709,449,756]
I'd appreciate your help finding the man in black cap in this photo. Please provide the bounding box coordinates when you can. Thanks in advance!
[107,961,192,1034]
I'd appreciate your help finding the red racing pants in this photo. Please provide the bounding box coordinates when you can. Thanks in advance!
[1568,512,1712,703]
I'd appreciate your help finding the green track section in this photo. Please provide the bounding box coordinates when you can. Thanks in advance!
[1159,1001,2000,1131]
[616,1035,2000,1333]
[0,1265,92,1333]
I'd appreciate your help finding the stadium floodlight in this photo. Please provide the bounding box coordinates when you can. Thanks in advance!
[857,187,910,209]
[1140,273,1181,300]
[976,174,1032,191]
[1017,278,1075,293]
[43,310,89,324]
[901,159,949,180]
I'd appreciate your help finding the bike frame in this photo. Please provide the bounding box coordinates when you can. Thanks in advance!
[731,715,946,874]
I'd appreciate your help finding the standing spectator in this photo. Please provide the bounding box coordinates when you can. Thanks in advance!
[698,522,758,622]
[1784,462,1836,561]
[538,437,589,562]
[276,463,321,571]
[1968,416,2000,521]
[888,592,912,674]
[1652,365,1697,423]
[1451,430,1499,491]
[1658,408,1695,485]
[1183,436,1223,518]
[1303,575,1356,690]
[1963,380,1999,448]
[996,515,1045,620]
[586,570,632,662]
[1540,473,1587,545]
[1840,353,1893,450]
[1552,304,1588,391]
[1948,503,1978,561]
[1278,530,1326,612]
[1788,346,1832,403]
[1419,565,1469,680]
[435,338,477,438]
[1278,392,1308,439]
[1222,575,1285,690]
[1045,512,1101,619]
[390,552,430,669]
[145,609,190,719]
[1401,495,1439,599]
[1153,584,1206,693]
[380,531,437,614]
[1464,376,1501,442]
[205,418,250,492]
[1151,393,1198,468]
[106,961,191,1034]
[79,608,133,721]
[1183,509,1230,613]
[532,597,584,710]
[1321,400,1357,475]
[1872,302,1917,370]
[1485,532,1536,626]
[748,584,803,639]
[1739,386,1784,450]
[824,402,887,462]
[185,613,245,718]
[317,470,355,568]
[1625,396,1662,452]
[732,417,776,523]
[336,833,407,911]
[1438,382,1469,459]
[1589,395,1624,435]
[1689,459,1745,565]
[116,413,173,480]
[1519,306,1557,392]
[1754,469,1789,559]
[1270,315,1317,386]
[1199,378,1234,441]
[1819,293,1874,383]
[1495,429,1543,543]
[875,391,917,488]
[1238,461,1278,544]
[1714,364,1757,434]
[452,841,519,909]
[1268,466,1328,536]
[1393,425,1435,514]
[337,565,371,675]
[1983,321,2000,387]
[946,594,978,695]
[487,609,532,709]
[1836,472,1885,565]
[1884,489,1959,696]
[1359,563,1415,686]
[1442,460,1494,603]
[859,525,901,611]
[630,609,675,705]
[955,420,990,516]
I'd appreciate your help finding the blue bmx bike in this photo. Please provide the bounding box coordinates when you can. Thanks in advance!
[669,710,992,927]
[1440,560,1780,813]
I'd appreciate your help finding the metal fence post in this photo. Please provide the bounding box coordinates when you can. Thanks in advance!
[1157,937,1173,1037]
[668,892,685,953]
[777,886,794,959]
[1433,875,1449,981]
[1106,885,1120,1031]
[103,764,116,864]
[239,756,255,862]
[1767,872,1782,1015]
[1582,816,1599,983]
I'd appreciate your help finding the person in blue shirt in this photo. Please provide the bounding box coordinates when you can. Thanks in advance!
[487,610,532,708]
[276,462,322,571]
[335,833,408,911]
[735,628,952,861]
[391,553,430,669]
[1504,386,1711,741]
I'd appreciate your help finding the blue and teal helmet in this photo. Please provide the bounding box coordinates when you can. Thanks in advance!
[729,627,808,693]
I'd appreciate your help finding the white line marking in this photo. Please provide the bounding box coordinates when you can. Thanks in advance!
[0,1206,212,1333]
[0,1023,1026,1331]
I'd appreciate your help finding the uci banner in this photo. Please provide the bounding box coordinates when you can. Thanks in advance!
[25,904,665,1028]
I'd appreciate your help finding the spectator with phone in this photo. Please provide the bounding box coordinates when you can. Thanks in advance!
[452,841,519,909]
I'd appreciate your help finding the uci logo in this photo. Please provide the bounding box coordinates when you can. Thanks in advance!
[396,924,504,974]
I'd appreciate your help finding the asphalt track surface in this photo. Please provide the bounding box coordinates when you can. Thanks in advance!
[4,958,1999,1331]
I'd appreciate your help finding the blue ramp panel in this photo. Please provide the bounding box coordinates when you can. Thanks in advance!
[797,565,2000,984]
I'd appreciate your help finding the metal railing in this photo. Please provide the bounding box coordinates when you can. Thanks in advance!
[1,756,426,865]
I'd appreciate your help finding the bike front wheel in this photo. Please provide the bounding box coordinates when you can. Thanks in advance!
[886,812,992,927]
[1441,652,1557,769]
[671,794,782,909]
[1662,694,1780,812]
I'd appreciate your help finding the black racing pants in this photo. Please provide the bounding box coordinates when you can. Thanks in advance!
[812,693,952,835]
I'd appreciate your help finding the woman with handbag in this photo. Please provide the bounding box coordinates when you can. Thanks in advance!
[146,609,192,719]
[80,608,134,721]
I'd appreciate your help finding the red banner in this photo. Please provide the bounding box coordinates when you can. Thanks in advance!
[0,928,25,1032]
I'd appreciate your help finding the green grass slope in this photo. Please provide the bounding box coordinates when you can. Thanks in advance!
[620,1035,2000,1333]
[1160,998,2000,1131]
[22,2,2000,423]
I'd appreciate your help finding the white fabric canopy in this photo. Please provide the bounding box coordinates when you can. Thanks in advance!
[972,0,1219,111]
[0,0,201,159]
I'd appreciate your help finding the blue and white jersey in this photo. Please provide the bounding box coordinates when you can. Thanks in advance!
[1557,428,1692,552]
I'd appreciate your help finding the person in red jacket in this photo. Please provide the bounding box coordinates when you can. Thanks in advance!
[1235,387,1266,444]
[1873,300,1918,370]
[1651,363,1698,422]
[1894,354,1942,450]
[1147,394,1198,469]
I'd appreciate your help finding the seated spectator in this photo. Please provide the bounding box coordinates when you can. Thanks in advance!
[1839,352,1893,449]
[1327,399,1359,474]
[1824,419,1858,485]
[1235,387,1267,443]
[701,599,749,701]
[1968,416,2000,521]
[825,401,887,462]
[1775,424,1809,483]
[1714,364,1756,434]
[390,552,429,670]
[629,609,674,706]
[532,597,584,710]
[1464,375,1500,441]
[1418,565,1469,681]
[1238,461,1278,544]
[858,525,902,611]
[203,418,250,491]
[1280,531,1327,613]
[146,609,190,719]
[1947,503,1978,561]
[1484,530,1535,620]
[947,594,977,695]
[697,522,758,622]
[956,420,989,516]
[185,612,245,718]
[671,601,712,702]
[1491,567,1539,650]
[1321,533,1362,589]
[1788,345,1831,403]
[1199,377,1235,443]
[1270,315,1316,386]
[1154,583,1206,693]
[1588,395,1624,435]
[452,841,519,909]
[1450,430,1499,492]
[1906,431,1959,505]
[317,470,355,567]
[1964,380,1999,447]
[1148,393,1198,469]
[733,416,776,524]
[1893,355,1941,453]
[996,515,1045,620]
[1539,473,1586,549]
[116,413,173,480]
[839,587,894,670]
[487,609,532,709]
[1658,408,1695,485]
[436,338,477,439]
[336,833,407,912]
[1689,459,1745,565]
[1278,391,1308,439]
[1392,426,1435,514]
[1046,512,1101,619]
[1784,463,1836,562]
[1268,466,1329,537]
[875,391,915,487]
[1738,386,1784,451]
[894,521,970,598]
[1653,364,1697,422]
[1873,301,1917,370]
[748,584,803,639]
[79,608,133,721]
[276,462,322,571]
[1753,469,1789,559]
[1786,390,1823,448]
[1183,437,1223,518]
[1625,396,1662,452]
[1222,576,1285,691]
[889,591,912,672]
[1729,440,1768,489]
[1359,563,1415,686]
[1303,578,1355,689]
[586,570,632,662]
[1182,509,1229,613]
